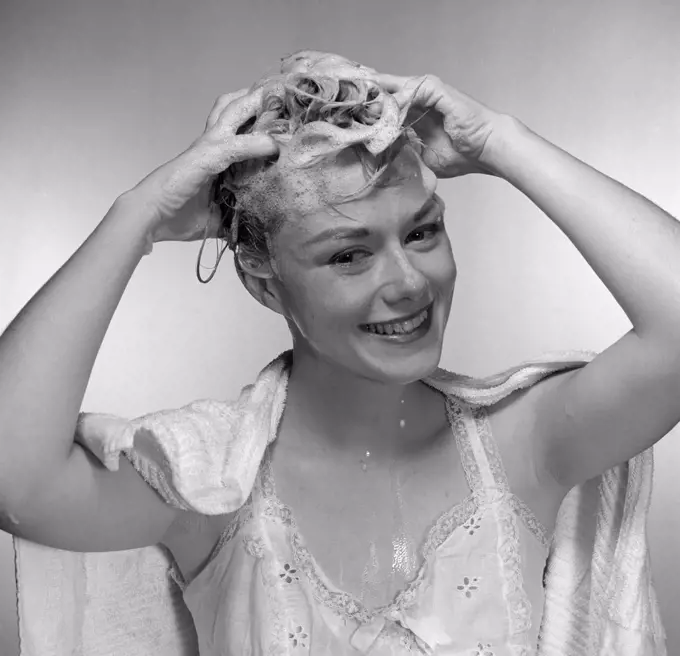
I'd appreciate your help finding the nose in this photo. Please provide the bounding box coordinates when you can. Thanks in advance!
[381,247,428,304]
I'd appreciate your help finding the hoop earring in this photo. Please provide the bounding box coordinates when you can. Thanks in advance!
[196,221,230,284]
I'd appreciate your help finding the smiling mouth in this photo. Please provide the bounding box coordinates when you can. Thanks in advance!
[360,302,433,336]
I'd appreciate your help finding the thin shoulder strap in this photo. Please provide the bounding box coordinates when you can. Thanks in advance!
[446,395,509,493]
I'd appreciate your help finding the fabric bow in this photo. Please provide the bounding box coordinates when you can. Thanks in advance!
[349,608,452,654]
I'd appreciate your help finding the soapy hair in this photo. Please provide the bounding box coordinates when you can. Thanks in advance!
[197,72,423,283]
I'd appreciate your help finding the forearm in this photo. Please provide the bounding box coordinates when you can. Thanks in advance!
[0,194,153,509]
[483,116,680,343]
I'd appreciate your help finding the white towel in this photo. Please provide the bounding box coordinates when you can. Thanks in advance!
[13,350,667,655]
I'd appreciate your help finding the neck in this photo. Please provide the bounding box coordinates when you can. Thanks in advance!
[282,346,441,459]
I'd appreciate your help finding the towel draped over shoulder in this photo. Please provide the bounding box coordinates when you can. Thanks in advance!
[13,350,667,655]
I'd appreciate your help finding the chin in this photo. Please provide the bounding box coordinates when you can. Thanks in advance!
[366,347,442,385]
[355,333,445,385]
[353,304,447,384]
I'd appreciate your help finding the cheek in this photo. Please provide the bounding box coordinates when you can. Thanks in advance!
[443,248,457,285]
[280,272,353,334]
[422,238,457,287]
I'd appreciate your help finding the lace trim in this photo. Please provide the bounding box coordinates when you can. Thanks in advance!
[260,532,290,655]
[495,498,533,656]
[445,396,485,493]
[467,395,538,654]
[255,394,489,623]
[472,401,552,548]
[268,474,480,624]
[176,494,259,592]
[508,494,551,549]
[259,444,277,498]
[376,620,429,653]
[191,462,284,581]
[253,393,549,626]
[471,405,511,492]
[182,464,292,592]
[206,501,255,565]
[190,391,545,640]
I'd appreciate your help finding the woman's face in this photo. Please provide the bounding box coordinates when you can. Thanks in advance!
[270,145,457,384]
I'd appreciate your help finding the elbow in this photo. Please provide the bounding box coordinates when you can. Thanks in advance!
[0,443,71,524]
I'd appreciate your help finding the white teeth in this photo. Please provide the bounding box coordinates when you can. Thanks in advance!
[412,311,426,329]
[365,308,429,336]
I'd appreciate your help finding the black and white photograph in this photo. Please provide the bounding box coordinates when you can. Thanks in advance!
[1,1,679,654]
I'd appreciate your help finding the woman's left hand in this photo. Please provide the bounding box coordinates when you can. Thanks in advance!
[371,73,505,178]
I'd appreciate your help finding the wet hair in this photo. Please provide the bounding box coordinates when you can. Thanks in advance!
[197,72,423,284]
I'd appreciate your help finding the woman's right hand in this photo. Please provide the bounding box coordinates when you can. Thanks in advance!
[126,87,278,244]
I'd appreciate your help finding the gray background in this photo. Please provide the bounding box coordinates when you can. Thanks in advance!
[1,0,679,653]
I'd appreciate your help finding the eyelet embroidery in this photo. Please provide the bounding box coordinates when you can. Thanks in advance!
[246,393,540,650]
[420,494,479,558]
[457,576,481,598]
[472,641,496,656]
[461,399,534,653]
[285,492,481,624]
[259,541,293,654]
[287,625,309,649]
[279,563,300,584]
[255,395,485,625]
[463,514,482,535]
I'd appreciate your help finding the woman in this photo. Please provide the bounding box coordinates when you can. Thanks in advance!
[1,50,678,654]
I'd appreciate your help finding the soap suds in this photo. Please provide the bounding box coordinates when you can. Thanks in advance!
[209,49,425,278]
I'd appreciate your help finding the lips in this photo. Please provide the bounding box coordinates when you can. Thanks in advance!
[360,301,434,336]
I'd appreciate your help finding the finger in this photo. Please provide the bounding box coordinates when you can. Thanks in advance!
[225,133,278,165]
[371,73,432,111]
[196,132,279,177]
[204,88,249,131]
[370,72,414,94]
[212,86,266,135]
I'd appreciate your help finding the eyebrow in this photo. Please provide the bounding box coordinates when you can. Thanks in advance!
[305,194,440,247]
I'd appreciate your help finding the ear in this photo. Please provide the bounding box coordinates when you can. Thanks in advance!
[238,253,287,316]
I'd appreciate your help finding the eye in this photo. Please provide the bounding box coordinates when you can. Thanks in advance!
[406,220,443,244]
[329,249,370,267]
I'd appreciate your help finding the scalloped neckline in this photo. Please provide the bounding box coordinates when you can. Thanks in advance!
[260,394,482,621]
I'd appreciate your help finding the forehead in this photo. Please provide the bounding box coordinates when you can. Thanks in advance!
[279,145,438,241]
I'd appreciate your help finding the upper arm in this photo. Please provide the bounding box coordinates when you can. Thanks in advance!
[2,443,180,552]
[532,328,680,489]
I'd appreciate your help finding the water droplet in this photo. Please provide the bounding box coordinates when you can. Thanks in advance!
[399,419,406,429]
[361,462,368,472]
